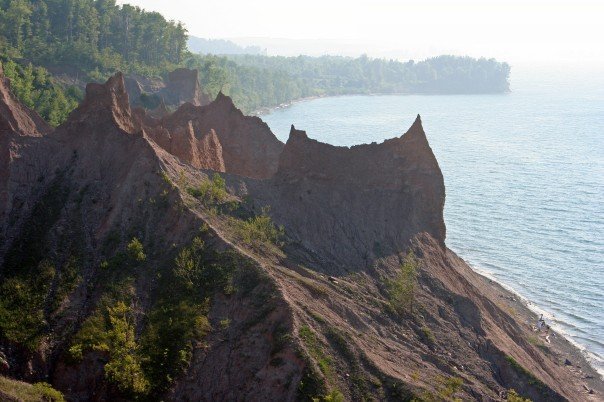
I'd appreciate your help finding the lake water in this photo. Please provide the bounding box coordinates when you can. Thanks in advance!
[261,66,604,375]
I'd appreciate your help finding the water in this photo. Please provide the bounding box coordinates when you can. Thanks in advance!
[261,66,604,374]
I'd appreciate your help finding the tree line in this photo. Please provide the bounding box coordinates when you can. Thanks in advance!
[0,0,187,125]
[0,0,187,75]
[0,0,511,125]
[185,53,511,113]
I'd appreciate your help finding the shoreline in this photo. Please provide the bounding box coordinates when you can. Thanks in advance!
[470,263,604,378]
[470,261,604,395]
[252,90,511,116]
[252,95,326,116]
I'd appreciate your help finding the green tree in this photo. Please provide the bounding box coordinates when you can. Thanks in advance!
[104,301,149,395]
[387,251,419,314]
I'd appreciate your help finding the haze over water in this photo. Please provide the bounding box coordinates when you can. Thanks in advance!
[262,66,604,374]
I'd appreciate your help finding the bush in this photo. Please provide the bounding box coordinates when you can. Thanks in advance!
[32,382,66,402]
[0,260,55,349]
[126,238,146,262]
[69,298,148,396]
[229,207,284,249]
[187,173,228,206]
[507,389,532,402]
[314,389,345,402]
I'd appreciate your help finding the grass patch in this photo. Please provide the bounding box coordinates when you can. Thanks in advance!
[420,326,436,345]
[414,375,464,401]
[505,355,546,390]
[295,276,328,297]
[0,376,65,402]
[299,325,333,380]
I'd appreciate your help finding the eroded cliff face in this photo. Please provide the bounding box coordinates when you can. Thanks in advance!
[160,93,283,178]
[250,119,446,268]
[0,71,600,402]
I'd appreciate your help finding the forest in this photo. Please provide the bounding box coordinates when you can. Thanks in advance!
[0,0,511,123]
[186,53,511,113]
[0,0,187,125]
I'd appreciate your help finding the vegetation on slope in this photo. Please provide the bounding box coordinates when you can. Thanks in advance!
[0,58,81,126]
[386,251,419,314]
[0,0,187,124]
[68,233,243,398]
[0,375,64,402]
[0,177,76,350]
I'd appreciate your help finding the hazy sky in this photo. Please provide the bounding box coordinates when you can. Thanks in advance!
[118,0,604,65]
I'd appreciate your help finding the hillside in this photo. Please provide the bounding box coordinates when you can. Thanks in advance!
[0,64,601,401]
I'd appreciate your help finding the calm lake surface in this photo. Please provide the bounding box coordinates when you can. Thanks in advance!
[261,66,604,374]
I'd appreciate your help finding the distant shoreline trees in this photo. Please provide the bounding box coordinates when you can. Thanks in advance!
[186,53,511,113]
[0,0,511,124]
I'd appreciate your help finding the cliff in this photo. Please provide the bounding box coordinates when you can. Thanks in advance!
[254,119,446,267]
[0,71,600,402]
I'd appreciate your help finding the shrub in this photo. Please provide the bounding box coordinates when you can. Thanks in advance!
[0,260,55,349]
[507,389,532,402]
[230,207,284,249]
[313,389,345,402]
[415,376,463,402]
[187,173,228,205]
[505,356,545,389]
[69,298,148,395]
[140,299,211,390]
[126,238,146,262]
[139,238,236,393]
[420,326,436,345]
[386,251,419,314]
[32,382,66,402]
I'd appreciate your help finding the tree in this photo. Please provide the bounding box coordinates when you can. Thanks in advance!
[387,251,419,314]
[103,301,149,395]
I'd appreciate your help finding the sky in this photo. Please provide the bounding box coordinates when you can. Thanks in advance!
[118,0,604,66]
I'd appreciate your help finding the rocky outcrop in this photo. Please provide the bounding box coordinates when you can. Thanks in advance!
[142,117,226,171]
[164,68,209,107]
[125,68,210,116]
[0,71,601,402]
[161,93,283,178]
